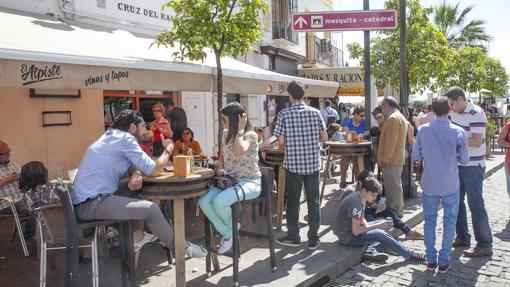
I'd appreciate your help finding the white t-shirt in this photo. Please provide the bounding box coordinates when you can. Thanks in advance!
[449,102,486,167]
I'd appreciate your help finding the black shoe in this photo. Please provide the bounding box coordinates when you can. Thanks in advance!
[308,239,321,250]
[362,252,388,262]
[276,236,300,247]
[427,262,438,271]
[438,263,451,273]
[409,250,426,261]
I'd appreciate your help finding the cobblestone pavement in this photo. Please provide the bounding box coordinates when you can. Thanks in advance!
[334,167,510,287]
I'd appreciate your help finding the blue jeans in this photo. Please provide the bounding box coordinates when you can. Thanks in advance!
[344,229,412,259]
[198,179,261,238]
[365,207,411,234]
[423,192,459,265]
[456,165,492,248]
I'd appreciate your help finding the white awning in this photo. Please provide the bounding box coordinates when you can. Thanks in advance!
[0,8,338,97]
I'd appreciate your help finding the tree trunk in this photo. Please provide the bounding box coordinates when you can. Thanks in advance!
[215,53,223,156]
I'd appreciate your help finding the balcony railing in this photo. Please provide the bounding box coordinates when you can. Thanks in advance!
[309,36,343,67]
[272,22,299,44]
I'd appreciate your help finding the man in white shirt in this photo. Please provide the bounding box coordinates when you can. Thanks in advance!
[417,105,436,126]
[320,100,340,125]
[446,87,492,257]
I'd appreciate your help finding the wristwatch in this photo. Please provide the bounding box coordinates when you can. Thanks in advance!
[237,129,245,135]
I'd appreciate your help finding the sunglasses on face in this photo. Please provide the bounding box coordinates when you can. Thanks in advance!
[152,109,163,112]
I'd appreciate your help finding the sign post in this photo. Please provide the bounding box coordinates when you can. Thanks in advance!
[292,10,397,32]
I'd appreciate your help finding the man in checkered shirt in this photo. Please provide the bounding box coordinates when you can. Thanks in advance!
[274,81,328,249]
[0,140,35,242]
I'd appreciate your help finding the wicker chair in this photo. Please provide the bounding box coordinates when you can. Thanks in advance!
[0,197,29,257]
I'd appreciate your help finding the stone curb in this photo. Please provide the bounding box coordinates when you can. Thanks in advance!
[317,159,505,287]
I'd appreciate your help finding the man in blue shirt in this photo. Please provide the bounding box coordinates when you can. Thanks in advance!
[274,81,328,249]
[412,96,469,273]
[72,110,206,256]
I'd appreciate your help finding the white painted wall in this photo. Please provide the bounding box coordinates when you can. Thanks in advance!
[0,0,59,15]
[181,91,216,157]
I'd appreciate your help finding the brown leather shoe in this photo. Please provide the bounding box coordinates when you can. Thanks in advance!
[452,237,470,248]
[463,247,493,257]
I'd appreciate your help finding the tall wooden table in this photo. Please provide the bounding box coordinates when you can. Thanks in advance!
[320,141,371,204]
[140,168,214,287]
[264,148,285,230]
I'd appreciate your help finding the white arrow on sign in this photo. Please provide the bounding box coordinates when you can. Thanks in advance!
[294,16,307,29]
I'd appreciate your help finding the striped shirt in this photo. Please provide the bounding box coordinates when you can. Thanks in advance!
[449,102,486,167]
[274,102,326,175]
[0,161,22,211]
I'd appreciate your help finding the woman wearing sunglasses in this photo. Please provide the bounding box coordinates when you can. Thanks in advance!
[172,127,203,156]
[150,103,172,156]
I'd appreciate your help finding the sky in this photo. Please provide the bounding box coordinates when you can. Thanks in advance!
[332,0,510,79]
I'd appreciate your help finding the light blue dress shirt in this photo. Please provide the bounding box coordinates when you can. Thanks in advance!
[70,129,156,204]
[412,117,469,197]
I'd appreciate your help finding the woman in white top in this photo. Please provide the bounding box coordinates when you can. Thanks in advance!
[198,103,262,254]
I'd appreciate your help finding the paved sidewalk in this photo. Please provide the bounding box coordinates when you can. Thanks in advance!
[0,152,504,286]
[332,161,509,287]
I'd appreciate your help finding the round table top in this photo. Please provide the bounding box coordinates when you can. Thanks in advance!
[324,140,371,147]
[264,148,285,154]
[143,167,215,183]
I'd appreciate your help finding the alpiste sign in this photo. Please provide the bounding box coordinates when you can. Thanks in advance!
[292,10,397,32]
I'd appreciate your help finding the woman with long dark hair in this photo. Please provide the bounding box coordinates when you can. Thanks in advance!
[198,102,261,254]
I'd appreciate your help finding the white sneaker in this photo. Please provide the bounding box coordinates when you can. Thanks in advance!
[217,223,240,248]
[218,236,233,255]
[134,232,158,252]
[185,241,208,258]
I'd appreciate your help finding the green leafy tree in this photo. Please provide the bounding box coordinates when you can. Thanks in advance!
[433,1,492,51]
[439,46,485,93]
[436,46,502,95]
[154,0,268,154]
[481,57,509,97]
[347,0,451,94]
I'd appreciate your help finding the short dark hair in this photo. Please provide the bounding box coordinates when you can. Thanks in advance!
[382,97,399,109]
[443,87,466,102]
[432,96,450,117]
[353,108,363,115]
[287,81,305,100]
[19,161,48,192]
[372,106,382,117]
[361,176,382,194]
[324,100,331,107]
[111,110,144,132]
[181,127,195,142]
[357,170,374,182]
[165,99,176,107]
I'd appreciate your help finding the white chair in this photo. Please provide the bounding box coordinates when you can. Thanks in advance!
[0,197,29,257]
[35,203,101,287]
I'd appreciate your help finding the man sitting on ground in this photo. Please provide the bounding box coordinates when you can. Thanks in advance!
[71,110,206,256]
[334,175,425,262]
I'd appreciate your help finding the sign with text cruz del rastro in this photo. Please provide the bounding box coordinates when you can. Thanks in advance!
[292,10,397,32]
